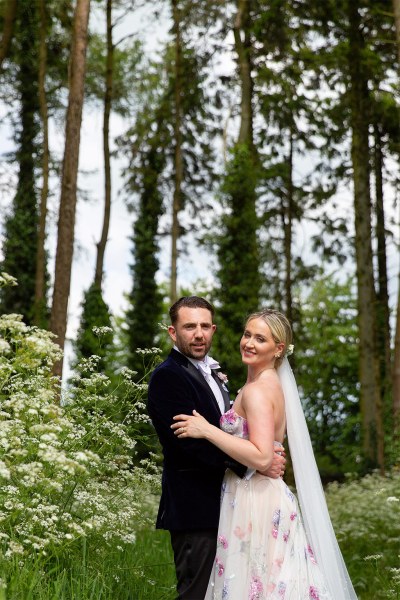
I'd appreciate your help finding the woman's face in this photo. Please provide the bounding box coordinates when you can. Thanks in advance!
[240,317,284,370]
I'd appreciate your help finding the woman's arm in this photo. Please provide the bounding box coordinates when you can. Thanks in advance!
[172,381,277,471]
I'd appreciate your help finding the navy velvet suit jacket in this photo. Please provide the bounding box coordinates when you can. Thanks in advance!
[147,349,246,531]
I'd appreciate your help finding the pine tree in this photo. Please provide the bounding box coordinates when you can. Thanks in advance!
[123,81,171,374]
[121,16,218,369]
[126,143,165,374]
[0,1,39,323]
[214,146,260,391]
[72,282,113,375]
[213,0,260,392]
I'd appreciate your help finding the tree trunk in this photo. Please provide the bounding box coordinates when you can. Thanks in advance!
[233,0,254,148]
[393,265,400,432]
[391,0,400,439]
[94,0,113,288]
[347,1,384,471]
[0,0,17,70]
[50,0,91,378]
[373,124,392,425]
[283,129,294,324]
[170,0,183,304]
[34,0,50,327]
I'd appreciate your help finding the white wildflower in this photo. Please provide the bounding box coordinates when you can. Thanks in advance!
[0,339,11,354]
[92,326,113,336]
[0,461,10,480]
[7,541,24,555]
[135,347,162,355]
[0,314,28,333]
[0,272,17,287]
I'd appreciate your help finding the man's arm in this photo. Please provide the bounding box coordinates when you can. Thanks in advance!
[148,366,246,473]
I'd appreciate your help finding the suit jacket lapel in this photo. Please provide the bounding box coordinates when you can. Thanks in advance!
[211,370,231,412]
[169,349,222,413]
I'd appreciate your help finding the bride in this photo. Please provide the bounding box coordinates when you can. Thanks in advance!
[172,308,357,600]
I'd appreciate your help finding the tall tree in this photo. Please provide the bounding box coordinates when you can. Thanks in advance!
[169,0,184,304]
[347,0,384,471]
[72,0,116,378]
[297,275,360,480]
[34,0,50,327]
[50,0,91,377]
[214,0,260,391]
[120,3,218,365]
[372,115,391,435]
[391,0,400,438]
[0,0,39,323]
[94,0,113,289]
[119,51,171,370]
[125,120,167,372]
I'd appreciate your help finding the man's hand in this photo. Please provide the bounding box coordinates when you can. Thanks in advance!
[258,444,286,479]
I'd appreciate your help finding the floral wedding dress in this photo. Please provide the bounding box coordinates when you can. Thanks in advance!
[205,359,358,600]
[204,407,333,600]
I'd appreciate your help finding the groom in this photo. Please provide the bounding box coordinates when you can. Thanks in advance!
[147,296,285,600]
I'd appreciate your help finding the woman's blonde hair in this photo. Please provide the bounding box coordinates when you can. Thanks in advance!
[245,308,293,368]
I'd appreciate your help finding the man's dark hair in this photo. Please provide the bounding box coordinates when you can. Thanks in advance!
[169,296,215,325]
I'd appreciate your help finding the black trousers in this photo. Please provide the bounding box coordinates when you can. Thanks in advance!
[170,528,218,600]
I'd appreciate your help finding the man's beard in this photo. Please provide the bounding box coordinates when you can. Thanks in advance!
[176,339,211,360]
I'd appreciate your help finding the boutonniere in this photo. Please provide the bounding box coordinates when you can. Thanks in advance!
[216,371,228,384]
[216,371,229,392]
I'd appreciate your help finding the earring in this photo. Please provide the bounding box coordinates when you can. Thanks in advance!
[275,353,281,358]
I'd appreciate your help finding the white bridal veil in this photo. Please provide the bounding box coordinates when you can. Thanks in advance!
[278,358,358,600]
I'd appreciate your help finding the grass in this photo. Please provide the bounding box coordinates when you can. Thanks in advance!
[0,530,176,600]
[0,472,399,599]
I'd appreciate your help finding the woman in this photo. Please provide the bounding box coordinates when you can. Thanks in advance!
[172,309,357,600]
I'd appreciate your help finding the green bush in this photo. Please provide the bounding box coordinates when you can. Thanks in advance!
[0,293,164,598]
[326,471,400,599]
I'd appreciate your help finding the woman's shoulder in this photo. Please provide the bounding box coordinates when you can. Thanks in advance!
[242,373,283,405]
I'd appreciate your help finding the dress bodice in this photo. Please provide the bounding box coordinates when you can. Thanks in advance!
[220,407,249,439]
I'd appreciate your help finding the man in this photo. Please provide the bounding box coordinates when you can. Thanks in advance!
[147,296,285,600]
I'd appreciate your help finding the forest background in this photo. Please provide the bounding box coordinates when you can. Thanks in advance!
[0,0,399,598]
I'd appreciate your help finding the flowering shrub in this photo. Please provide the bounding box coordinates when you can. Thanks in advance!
[0,310,160,568]
[326,471,400,599]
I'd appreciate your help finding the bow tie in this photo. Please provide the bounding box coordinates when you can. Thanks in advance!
[197,355,220,380]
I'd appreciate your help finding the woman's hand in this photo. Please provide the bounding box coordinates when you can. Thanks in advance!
[258,444,286,478]
[171,410,211,438]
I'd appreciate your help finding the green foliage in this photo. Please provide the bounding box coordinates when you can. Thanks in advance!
[214,144,261,393]
[85,32,144,117]
[72,283,114,376]
[326,471,400,599]
[0,0,40,323]
[125,131,166,376]
[295,274,361,478]
[0,286,160,592]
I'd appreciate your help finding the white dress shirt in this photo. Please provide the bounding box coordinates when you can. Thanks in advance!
[174,346,226,413]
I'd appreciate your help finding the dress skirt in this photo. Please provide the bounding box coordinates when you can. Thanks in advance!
[205,470,332,600]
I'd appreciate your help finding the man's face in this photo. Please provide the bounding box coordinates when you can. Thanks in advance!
[168,307,216,360]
